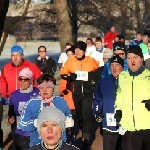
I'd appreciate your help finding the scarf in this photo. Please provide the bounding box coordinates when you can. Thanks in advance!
[20,84,33,93]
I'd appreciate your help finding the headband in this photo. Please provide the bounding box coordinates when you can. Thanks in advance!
[38,81,54,88]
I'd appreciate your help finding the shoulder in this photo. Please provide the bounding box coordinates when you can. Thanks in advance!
[2,62,12,70]
[54,96,65,102]
[119,71,130,79]
[23,60,38,68]
[11,89,20,96]
[63,142,79,150]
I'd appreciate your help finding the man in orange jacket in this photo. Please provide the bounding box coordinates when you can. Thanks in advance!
[61,41,98,149]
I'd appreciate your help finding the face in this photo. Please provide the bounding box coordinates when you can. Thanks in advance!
[148,43,150,50]
[65,45,71,50]
[143,37,148,44]
[86,40,92,47]
[136,34,142,41]
[11,52,23,66]
[40,121,61,148]
[110,62,123,78]
[114,37,119,42]
[127,53,143,72]
[95,42,102,49]
[103,58,109,64]
[75,48,85,59]
[114,50,125,59]
[39,85,53,99]
[19,76,31,90]
[110,27,115,32]
[66,51,74,58]
[38,47,46,58]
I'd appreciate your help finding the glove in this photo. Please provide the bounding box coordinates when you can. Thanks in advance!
[95,113,103,122]
[142,100,150,111]
[114,110,122,126]
[1,97,9,105]
[62,89,69,95]
[69,73,77,81]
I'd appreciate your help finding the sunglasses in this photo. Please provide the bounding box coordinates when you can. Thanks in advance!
[39,51,46,52]
[18,77,30,81]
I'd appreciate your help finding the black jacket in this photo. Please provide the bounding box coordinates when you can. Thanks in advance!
[27,142,79,150]
[35,56,57,75]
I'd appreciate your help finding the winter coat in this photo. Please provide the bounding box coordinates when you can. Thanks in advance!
[139,43,148,54]
[27,142,79,150]
[115,69,150,131]
[35,56,57,75]
[104,31,118,49]
[19,96,72,147]
[0,60,41,98]
[93,74,118,131]
[128,39,143,48]
[60,56,99,96]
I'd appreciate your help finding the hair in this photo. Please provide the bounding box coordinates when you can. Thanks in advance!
[37,73,56,85]
[136,32,142,36]
[38,46,46,52]
[142,35,148,39]
[86,38,94,43]
[65,43,72,47]
[148,39,150,43]
[95,37,102,43]
[66,45,75,54]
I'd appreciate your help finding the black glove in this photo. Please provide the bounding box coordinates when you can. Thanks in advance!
[95,113,103,122]
[61,74,77,81]
[114,110,122,126]
[62,89,69,95]
[142,100,150,111]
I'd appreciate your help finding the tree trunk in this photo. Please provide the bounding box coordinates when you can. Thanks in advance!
[54,0,73,52]
[0,0,10,42]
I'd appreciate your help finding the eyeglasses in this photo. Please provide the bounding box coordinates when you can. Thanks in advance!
[18,77,30,82]
[39,51,46,52]
[114,53,125,56]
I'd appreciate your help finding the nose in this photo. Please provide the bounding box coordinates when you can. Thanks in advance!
[47,126,53,133]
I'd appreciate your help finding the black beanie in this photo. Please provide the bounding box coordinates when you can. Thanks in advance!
[113,41,126,52]
[127,46,143,58]
[110,55,124,68]
[75,41,87,52]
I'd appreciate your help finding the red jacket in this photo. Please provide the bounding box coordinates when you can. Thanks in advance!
[0,60,41,98]
[104,31,118,49]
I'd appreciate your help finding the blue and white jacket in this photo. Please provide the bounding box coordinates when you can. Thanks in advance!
[128,39,143,48]
[93,74,118,131]
[19,96,72,147]
[102,58,128,78]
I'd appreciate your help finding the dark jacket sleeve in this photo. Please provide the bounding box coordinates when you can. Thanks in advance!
[8,105,16,118]
[52,58,57,73]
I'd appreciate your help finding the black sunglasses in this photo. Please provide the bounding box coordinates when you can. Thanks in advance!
[18,77,30,81]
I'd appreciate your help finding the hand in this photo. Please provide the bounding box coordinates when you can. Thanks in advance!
[70,73,77,81]
[1,97,9,105]
[95,113,103,122]
[142,100,150,111]
[62,89,69,95]
[8,116,15,124]
[114,110,122,126]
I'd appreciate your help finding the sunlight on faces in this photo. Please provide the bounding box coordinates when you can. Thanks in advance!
[110,62,123,78]
[127,53,143,72]
[75,48,85,59]
[136,34,142,41]
[40,121,62,148]
[86,40,92,47]
[114,50,125,59]
[19,76,31,90]
[114,36,119,42]
[11,52,23,66]
[95,42,102,49]
[65,45,71,50]
[38,47,46,58]
[39,85,54,99]
[110,26,115,32]
[66,51,74,59]
[143,37,148,44]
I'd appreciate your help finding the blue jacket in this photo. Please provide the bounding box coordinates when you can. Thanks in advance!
[93,74,118,131]
[128,39,143,48]
[102,58,128,78]
[19,96,72,147]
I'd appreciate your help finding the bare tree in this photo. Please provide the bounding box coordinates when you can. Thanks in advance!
[53,0,73,52]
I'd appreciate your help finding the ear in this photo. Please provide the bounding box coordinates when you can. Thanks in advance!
[34,119,38,127]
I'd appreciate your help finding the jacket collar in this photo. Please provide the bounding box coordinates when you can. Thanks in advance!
[128,66,145,76]
[12,59,24,67]
[37,56,49,60]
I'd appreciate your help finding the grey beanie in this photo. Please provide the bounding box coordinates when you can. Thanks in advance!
[37,106,66,134]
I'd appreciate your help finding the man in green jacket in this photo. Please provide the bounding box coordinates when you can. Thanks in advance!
[115,45,150,150]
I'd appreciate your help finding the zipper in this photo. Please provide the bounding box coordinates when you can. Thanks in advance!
[132,76,136,128]
[16,67,18,90]
[81,61,84,96]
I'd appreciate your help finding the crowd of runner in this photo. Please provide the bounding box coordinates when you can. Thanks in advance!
[0,25,150,150]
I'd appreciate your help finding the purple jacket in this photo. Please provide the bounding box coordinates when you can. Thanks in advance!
[9,87,39,136]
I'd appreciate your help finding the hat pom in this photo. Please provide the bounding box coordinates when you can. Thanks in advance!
[65,117,74,128]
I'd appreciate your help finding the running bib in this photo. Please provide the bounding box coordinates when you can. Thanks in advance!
[18,102,26,114]
[118,126,126,135]
[106,113,116,126]
[75,71,88,81]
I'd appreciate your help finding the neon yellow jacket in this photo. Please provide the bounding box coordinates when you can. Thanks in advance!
[115,69,150,131]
